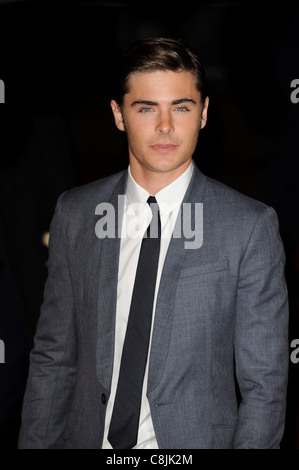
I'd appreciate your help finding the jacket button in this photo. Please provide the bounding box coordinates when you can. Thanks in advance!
[101,393,106,405]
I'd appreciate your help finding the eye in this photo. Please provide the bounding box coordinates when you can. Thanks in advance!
[139,107,154,113]
[175,106,189,112]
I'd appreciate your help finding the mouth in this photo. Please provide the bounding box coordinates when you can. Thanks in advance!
[150,143,178,153]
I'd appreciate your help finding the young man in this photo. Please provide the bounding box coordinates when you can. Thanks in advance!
[18,37,289,449]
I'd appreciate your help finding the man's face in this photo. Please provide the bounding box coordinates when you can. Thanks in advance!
[111,70,208,179]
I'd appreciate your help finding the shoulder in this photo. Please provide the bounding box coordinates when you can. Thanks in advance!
[192,166,270,219]
[192,167,280,237]
[204,175,267,214]
[192,169,284,264]
[56,169,127,214]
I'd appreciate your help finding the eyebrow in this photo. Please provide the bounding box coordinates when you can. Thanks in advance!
[130,98,197,107]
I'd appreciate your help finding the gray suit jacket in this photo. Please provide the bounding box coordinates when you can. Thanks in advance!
[18,165,289,449]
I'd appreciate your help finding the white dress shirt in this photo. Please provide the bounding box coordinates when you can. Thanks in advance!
[102,161,194,449]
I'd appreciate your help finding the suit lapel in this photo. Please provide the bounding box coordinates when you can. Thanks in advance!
[147,166,207,393]
[96,173,127,390]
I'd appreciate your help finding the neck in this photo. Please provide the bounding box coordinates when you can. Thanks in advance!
[129,160,192,195]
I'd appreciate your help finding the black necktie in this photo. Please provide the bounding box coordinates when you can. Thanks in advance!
[108,196,161,449]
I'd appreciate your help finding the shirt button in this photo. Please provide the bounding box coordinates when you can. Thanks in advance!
[101,393,106,405]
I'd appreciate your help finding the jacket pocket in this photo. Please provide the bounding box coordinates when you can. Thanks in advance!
[179,259,229,279]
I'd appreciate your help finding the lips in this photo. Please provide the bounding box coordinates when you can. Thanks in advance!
[150,143,178,153]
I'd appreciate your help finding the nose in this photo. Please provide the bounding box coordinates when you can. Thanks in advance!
[155,110,174,134]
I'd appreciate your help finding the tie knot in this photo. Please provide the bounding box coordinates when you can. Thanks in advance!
[147,196,159,215]
[147,196,157,206]
[146,196,160,239]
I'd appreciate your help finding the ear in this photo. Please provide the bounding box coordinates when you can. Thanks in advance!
[111,100,125,131]
[200,96,209,130]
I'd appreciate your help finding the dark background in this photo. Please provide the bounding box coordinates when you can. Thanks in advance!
[0,0,298,449]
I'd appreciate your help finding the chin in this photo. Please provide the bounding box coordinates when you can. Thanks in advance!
[149,158,190,174]
[148,163,179,173]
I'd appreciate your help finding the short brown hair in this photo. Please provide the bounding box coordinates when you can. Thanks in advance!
[113,37,208,107]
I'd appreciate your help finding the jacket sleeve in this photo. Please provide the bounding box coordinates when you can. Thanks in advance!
[233,206,289,448]
[18,192,77,448]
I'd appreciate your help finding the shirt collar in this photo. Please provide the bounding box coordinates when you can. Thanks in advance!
[126,161,194,218]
